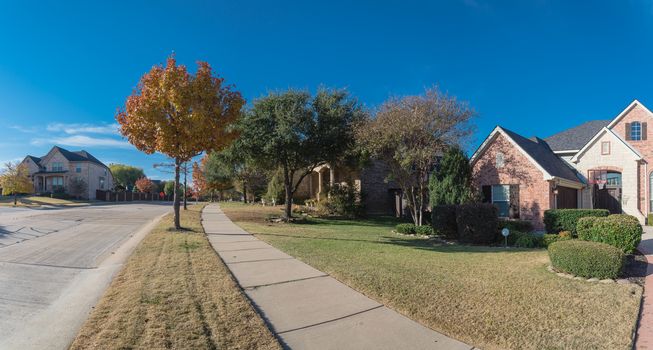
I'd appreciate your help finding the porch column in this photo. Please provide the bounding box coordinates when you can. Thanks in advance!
[317,171,323,201]
[328,167,335,199]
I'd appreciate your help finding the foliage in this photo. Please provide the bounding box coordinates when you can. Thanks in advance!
[135,177,154,193]
[68,177,88,199]
[315,184,364,218]
[548,240,624,279]
[238,88,365,220]
[456,203,499,244]
[542,232,573,248]
[108,164,145,190]
[204,141,267,203]
[431,204,458,238]
[415,225,434,235]
[649,213,653,226]
[498,219,534,233]
[543,209,609,236]
[577,214,642,253]
[514,233,543,248]
[116,55,244,229]
[429,146,475,207]
[164,181,175,196]
[357,87,475,226]
[263,169,285,205]
[395,223,416,234]
[0,162,33,205]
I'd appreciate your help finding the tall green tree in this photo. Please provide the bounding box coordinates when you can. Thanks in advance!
[116,56,244,229]
[204,140,266,203]
[0,162,33,205]
[238,89,366,220]
[357,87,475,226]
[108,164,145,190]
[429,146,475,206]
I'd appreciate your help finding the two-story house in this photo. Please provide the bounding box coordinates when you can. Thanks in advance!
[21,146,114,199]
[471,100,653,229]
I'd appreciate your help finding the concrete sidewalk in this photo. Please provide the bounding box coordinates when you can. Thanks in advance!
[635,227,653,349]
[202,204,473,350]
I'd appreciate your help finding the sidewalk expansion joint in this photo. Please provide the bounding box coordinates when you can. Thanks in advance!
[226,257,294,265]
[244,274,329,290]
[277,305,385,335]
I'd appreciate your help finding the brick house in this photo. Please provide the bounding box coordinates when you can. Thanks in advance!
[20,146,114,200]
[471,100,652,229]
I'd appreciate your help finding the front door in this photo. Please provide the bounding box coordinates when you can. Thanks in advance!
[590,170,622,214]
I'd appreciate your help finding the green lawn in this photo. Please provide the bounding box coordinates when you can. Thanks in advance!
[221,202,643,350]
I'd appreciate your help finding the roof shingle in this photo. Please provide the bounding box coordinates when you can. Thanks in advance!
[544,120,610,152]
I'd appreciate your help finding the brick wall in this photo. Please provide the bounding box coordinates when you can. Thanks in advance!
[472,133,552,229]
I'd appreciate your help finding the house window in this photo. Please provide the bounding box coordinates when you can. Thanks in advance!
[52,162,64,171]
[76,165,82,173]
[496,152,505,168]
[491,185,510,217]
[601,141,610,155]
[99,177,105,190]
[631,122,642,141]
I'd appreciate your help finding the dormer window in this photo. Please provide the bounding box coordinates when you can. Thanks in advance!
[627,121,647,141]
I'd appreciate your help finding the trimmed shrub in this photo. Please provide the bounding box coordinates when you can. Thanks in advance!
[544,209,609,235]
[548,240,624,279]
[514,233,543,248]
[542,232,572,248]
[577,214,642,253]
[456,203,499,244]
[315,185,364,218]
[498,219,534,233]
[396,223,416,234]
[415,225,434,236]
[432,205,458,238]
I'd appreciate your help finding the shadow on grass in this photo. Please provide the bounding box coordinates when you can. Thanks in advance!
[284,215,403,228]
[256,231,536,254]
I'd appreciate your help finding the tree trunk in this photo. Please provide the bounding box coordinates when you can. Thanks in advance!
[13,193,17,206]
[283,165,292,221]
[183,163,188,210]
[243,180,248,204]
[173,159,181,229]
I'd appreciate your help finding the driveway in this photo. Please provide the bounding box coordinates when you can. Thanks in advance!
[0,203,171,350]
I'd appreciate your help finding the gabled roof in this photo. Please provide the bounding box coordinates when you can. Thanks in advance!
[471,126,582,185]
[25,155,41,164]
[606,99,653,129]
[571,127,643,163]
[544,120,611,152]
[39,146,108,168]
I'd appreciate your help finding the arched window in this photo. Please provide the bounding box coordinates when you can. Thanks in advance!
[631,121,642,141]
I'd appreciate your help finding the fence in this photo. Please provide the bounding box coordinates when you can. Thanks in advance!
[96,190,173,202]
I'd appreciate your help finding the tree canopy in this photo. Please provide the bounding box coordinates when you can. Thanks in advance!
[238,88,366,219]
[116,56,244,229]
[135,177,154,193]
[429,146,475,206]
[0,162,33,205]
[357,87,475,225]
[108,164,145,190]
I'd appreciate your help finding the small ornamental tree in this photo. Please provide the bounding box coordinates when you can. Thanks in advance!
[135,177,154,193]
[0,162,33,205]
[68,177,88,199]
[238,89,365,220]
[429,146,475,206]
[116,56,244,229]
[357,87,475,226]
[192,161,207,200]
[108,164,145,190]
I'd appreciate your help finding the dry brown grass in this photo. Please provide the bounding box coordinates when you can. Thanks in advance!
[222,203,643,350]
[70,204,280,350]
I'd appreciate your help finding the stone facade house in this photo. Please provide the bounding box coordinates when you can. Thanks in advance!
[471,100,653,229]
[20,146,114,200]
[294,160,403,216]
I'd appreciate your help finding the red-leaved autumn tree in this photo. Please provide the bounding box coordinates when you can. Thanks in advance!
[135,177,154,193]
[116,56,244,229]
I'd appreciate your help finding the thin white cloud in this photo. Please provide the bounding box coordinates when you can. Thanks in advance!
[46,122,120,135]
[31,135,132,149]
[9,125,38,133]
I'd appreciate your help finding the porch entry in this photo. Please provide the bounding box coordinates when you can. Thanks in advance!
[588,169,622,214]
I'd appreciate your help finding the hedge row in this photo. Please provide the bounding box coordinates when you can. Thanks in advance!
[577,214,642,253]
[432,204,498,244]
[544,209,609,235]
[548,240,624,279]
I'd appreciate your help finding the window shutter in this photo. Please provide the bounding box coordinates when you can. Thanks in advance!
[643,122,648,140]
[625,123,632,140]
[482,185,491,203]
[509,185,520,219]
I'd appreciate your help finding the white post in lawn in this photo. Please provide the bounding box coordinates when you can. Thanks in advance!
[502,228,510,248]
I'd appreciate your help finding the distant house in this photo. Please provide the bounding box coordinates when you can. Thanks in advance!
[471,99,652,229]
[20,146,114,199]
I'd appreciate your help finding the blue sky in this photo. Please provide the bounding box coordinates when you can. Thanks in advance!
[1,0,652,180]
